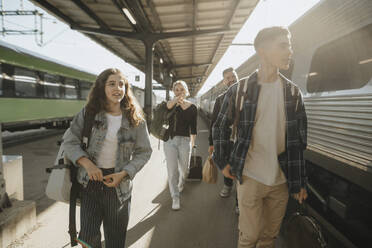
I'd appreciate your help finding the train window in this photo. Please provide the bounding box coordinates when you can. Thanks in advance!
[64,78,78,99]
[44,73,61,98]
[307,24,372,92]
[35,71,45,98]
[14,67,38,97]
[1,63,15,97]
[79,81,91,100]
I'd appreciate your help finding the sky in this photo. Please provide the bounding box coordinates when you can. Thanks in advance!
[0,0,321,98]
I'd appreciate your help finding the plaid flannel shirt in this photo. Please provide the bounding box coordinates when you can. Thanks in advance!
[212,71,308,194]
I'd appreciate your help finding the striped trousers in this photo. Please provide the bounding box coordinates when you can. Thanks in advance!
[78,168,130,248]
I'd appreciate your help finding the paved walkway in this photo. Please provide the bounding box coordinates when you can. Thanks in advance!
[4,116,240,248]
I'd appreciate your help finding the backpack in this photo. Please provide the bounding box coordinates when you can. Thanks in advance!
[150,101,177,141]
[283,203,327,248]
[45,109,95,247]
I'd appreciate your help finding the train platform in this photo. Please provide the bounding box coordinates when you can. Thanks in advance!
[3,114,290,248]
[4,115,242,248]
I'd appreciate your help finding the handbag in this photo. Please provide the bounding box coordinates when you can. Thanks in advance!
[150,102,178,141]
[45,148,74,203]
[202,155,218,184]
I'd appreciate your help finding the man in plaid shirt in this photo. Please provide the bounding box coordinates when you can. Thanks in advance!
[212,26,308,248]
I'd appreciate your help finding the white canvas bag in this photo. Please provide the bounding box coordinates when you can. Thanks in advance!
[45,137,73,203]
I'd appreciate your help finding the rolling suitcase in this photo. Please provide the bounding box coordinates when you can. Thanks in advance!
[187,146,203,181]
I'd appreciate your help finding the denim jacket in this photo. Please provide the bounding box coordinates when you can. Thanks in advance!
[212,71,307,194]
[63,108,152,205]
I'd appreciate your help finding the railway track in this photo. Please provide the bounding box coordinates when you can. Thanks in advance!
[2,128,65,148]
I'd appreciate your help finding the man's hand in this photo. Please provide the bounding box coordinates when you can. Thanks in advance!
[222,164,235,180]
[292,188,308,204]
[103,171,128,187]
[208,146,214,155]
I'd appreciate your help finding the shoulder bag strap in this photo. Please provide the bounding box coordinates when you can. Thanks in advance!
[81,109,96,150]
[231,78,248,142]
[69,108,96,247]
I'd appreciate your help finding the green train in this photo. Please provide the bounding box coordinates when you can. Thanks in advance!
[0,40,154,131]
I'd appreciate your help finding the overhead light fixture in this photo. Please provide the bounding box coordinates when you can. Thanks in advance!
[169,73,173,77]
[160,58,163,64]
[122,8,136,25]
[359,58,372,65]
[231,43,254,46]
[308,72,318,77]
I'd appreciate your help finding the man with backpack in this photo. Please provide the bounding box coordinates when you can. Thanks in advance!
[212,26,308,248]
[208,67,239,213]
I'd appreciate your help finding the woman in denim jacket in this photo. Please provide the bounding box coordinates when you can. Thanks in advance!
[63,68,152,248]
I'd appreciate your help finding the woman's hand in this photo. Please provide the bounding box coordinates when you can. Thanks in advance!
[208,146,214,156]
[190,134,196,148]
[103,171,128,187]
[176,96,184,105]
[167,96,180,109]
[78,157,103,181]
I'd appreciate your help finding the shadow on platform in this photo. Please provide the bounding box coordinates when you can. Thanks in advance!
[125,179,239,248]
[123,115,239,248]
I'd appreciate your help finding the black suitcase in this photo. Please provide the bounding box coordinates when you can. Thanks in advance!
[187,147,202,181]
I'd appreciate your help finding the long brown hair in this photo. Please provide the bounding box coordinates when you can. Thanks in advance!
[85,68,144,127]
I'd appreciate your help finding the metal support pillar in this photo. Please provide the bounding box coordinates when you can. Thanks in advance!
[0,124,3,172]
[164,69,171,101]
[166,87,170,101]
[144,40,155,125]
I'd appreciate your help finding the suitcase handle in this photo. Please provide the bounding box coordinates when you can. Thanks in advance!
[192,145,197,153]
[192,146,197,162]
[45,164,70,173]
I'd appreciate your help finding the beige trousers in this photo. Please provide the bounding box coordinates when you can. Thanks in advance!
[237,176,289,248]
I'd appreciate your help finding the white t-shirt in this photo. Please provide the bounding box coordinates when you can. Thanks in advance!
[243,78,287,186]
[97,113,122,169]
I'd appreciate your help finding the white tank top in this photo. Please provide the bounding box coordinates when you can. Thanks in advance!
[97,113,122,169]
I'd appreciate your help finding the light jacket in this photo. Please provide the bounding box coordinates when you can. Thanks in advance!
[212,71,307,194]
[63,108,152,204]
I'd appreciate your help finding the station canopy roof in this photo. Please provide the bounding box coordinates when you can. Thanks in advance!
[31,0,259,96]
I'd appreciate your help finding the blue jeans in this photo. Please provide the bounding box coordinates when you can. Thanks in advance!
[164,136,191,199]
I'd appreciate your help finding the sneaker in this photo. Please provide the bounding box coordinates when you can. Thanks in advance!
[220,185,232,198]
[172,198,180,211]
